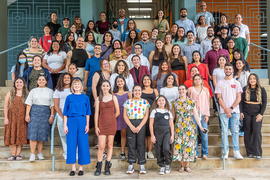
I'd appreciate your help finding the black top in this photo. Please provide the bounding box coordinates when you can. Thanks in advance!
[214,23,232,37]
[135,66,140,84]
[95,70,106,97]
[76,24,85,37]
[220,35,231,49]
[152,52,166,66]
[46,21,61,36]
[71,48,89,67]
[240,86,267,115]
[141,89,156,106]
[171,58,185,70]
[154,111,170,126]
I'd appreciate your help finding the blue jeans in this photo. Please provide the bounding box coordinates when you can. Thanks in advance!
[192,115,208,156]
[220,113,240,152]
[86,87,92,98]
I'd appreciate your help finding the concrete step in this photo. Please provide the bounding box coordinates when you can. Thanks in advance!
[1,156,270,171]
[208,133,270,145]
[260,79,269,86]
[5,80,13,87]
[208,124,270,133]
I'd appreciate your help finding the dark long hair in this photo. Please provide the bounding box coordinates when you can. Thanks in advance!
[113,75,129,93]
[163,73,177,87]
[55,32,65,50]
[85,20,98,34]
[14,52,29,79]
[99,80,113,101]
[155,9,165,20]
[113,40,124,51]
[84,31,96,45]
[102,31,113,44]
[191,50,202,63]
[65,31,76,48]
[55,73,73,92]
[153,38,168,61]
[141,74,154,90]
[169,44,185,64]
[232,48,244,72]
[47,40,61,55]
[174,27,186,43]
[157,60,172,80]
[150,95,170,113]
[245,73,262,102]
[125,29,140,47]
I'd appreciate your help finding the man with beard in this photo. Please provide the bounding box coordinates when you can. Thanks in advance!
[66,37,90,82]
[215,63,243,160]
[116,9,130,34]
[220,25,231,49]
[201,26,215,58]
[181,30,202,64]
[232,26,248,60]
[170,23,178,39]
[132,30,155,59]
[194,1,215,27]
[175,8,196,37]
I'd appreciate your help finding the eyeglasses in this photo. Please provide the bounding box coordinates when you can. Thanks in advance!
[95,47,101,50]
[103,62,109,65]
[134,48,141,50]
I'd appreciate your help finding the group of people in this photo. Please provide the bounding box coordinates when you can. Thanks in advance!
[5,1,267,177]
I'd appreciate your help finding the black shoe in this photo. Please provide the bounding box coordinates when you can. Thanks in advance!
[78,170,84,176]
[94,161,102,176]
[104,160,112,175]
[69,171,75,176]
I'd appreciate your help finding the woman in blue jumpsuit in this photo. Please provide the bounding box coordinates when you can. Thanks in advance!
[63,79,91,176]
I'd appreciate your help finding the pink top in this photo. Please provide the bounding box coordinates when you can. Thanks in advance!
[189,86,210,116]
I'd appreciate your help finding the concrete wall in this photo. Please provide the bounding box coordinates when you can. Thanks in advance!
[135,19,154,31]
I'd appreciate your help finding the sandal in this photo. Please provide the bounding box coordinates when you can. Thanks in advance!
[179,167,185,173]
[185,166,192,173]
[16,155,22,160]
[8,155,16,161]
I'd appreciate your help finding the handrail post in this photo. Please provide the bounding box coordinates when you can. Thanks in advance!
[209,81,225,170]
[51,115,58,172]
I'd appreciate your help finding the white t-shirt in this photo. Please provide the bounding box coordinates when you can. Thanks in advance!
[25,87,54,106]
[150,108,173,119]
[238,24,250,39]
[213,68,225,82]
[119,19,125,34]
[44,51,67,73]
[215,78,242,113]
[196,25,210,42]
[160,86,179,109]
[53,88,72,112]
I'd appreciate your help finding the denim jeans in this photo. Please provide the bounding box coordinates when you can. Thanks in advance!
[192,115,208,156]
[220,113,240,152]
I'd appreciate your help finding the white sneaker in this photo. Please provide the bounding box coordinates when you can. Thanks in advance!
[29,153,35,162]
[140,165,146,174]
[159,167,165,175]
[228,129,232,136]
[221,151,229,159]
[145,152,148,159]
[37,153,44,160]
[234,150,243,160]
[126,164,134,174]
[165,165,171,174]
[147,151,154,159]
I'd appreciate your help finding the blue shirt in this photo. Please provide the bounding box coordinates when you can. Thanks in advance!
[11,65,25,77]
[85,56,101,87]
[181,42,203,64]
[121,29,140,42]
[194,11,215,26]
[132,41,155,59]
[63,93,91,117]
[175,18,196,37]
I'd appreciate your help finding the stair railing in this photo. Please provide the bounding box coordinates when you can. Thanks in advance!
[50,115,58,172]
[209,81,225,170]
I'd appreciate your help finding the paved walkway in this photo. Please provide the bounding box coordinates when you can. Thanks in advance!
[1,168,270,179]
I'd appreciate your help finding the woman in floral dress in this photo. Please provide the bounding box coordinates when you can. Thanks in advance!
[171,84,207,173]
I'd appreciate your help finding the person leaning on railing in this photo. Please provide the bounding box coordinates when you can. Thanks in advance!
[240,73,267,160]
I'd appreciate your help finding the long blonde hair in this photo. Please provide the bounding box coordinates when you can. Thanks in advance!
[9,77,28,107]
[245,74,262,102]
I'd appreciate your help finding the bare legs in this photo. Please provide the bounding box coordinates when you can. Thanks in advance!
[121,128,127,153]
[30,140,44,154]
[98,135,114,161]
[9,145,22,156]
[145,136,153,152]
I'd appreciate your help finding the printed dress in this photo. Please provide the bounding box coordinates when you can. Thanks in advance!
[171,98,197,162]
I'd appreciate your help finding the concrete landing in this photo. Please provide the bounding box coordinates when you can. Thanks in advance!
[1,168,270,179]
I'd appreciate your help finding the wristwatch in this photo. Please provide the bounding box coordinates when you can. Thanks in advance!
[230,107,234,110]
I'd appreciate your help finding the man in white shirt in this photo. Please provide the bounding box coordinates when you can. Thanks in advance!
[127,44,150,70]
[234,14,250,46]
[194,1,215,27]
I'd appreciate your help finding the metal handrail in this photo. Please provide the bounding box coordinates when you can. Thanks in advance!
[51,115,58,172]
[0,42,28,55]
[209,81,225,170]
[250,42,270,52]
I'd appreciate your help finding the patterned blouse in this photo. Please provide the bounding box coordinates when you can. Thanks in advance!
[123,99,150,119]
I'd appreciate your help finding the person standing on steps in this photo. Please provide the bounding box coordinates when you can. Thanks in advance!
[149,95,174,175]
[4,77,28,161]
[53,73,73,160]
[45,12,61,36]
[215,63,243,160]
[25,75,54,162]
[124,85,150,174]
[117,9,130,35]
[65,37,90,82]
[94,80,120,176]
[63,79,91,176]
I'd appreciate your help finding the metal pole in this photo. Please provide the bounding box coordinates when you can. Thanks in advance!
[51,116,58,172]
[267,0,270,84]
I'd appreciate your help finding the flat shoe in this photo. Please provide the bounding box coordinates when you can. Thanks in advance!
[78,170,84,176]
[69,171,75,176]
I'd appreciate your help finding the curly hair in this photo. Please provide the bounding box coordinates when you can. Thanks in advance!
[150,95,171,113]
[125,29,140,48]
[114,60,130,79]
[55,73,73,92]
[9,77,28,107]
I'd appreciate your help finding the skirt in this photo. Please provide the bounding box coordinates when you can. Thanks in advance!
[172,69,186,85]
[27,104,51,142]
